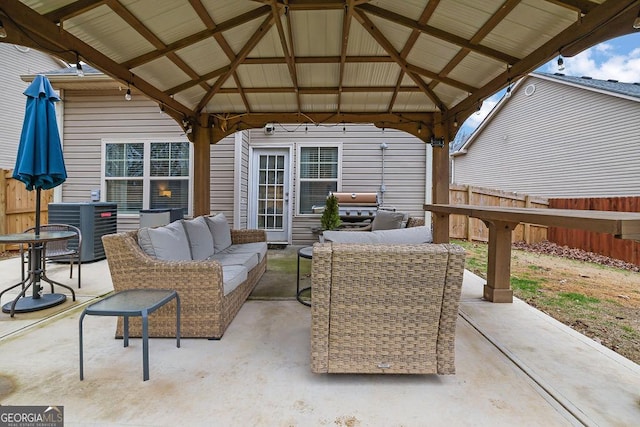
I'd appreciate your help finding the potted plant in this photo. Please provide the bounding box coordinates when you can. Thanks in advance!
[320,194,342,231]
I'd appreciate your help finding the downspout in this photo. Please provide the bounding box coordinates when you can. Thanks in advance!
[379,142,388,206]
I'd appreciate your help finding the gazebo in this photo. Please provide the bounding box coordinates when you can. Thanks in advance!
[1,0,639,301]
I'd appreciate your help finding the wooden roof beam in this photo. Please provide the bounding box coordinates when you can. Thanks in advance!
[428,0,521,92]
[446,0,640,123]
[1,0,192,120]
[270,0,301,112]
[122,5,272,69]
[196,13,277,112]
[210,111,433,143]
[45,0,106,23]
[352,8,444,109]
[337,1,355,113]
[388,0,439,112]
[358,3,520,65]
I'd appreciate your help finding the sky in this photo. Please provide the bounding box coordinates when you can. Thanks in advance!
[455,32,640,142]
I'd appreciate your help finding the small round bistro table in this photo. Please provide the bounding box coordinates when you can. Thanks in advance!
[296,246,313,307]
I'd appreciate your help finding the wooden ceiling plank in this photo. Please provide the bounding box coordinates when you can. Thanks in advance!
[357,3,520,65]
[352,8,443,109]
[196,13,277,112]
[123,5,272,69]
[1,0,192,119]
[45,0,107,23]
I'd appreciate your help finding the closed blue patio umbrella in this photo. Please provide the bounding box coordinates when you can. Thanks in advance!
[4,74,73,314]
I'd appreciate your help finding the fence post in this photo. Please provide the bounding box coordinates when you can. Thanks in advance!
[523,195,531,243]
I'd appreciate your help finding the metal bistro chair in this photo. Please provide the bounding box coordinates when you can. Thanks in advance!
[21,224,83,288]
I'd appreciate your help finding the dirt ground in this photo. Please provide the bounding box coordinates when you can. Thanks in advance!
[460,240,640,365]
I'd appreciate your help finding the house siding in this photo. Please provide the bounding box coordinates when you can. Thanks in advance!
[452,75,640,198]
[0,45,65,168]
[247,124,429,244]
[62,89,192,231]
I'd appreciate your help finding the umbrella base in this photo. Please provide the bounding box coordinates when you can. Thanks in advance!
[2,293,67,313]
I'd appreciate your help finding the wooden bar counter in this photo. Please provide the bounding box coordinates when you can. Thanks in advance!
[424,204,640,303]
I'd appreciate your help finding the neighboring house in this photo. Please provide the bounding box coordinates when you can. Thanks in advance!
[31,67,433,245]
[0,44,66,168]
[452,72,640,198]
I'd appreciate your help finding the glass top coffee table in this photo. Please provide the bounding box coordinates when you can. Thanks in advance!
[79,289,180,381]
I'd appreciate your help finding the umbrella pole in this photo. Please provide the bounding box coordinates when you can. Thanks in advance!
[32,188,42,299]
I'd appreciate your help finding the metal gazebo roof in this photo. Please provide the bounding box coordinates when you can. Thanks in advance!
[1,0,639,220]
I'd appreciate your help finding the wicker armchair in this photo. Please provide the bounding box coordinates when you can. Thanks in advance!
[311,242,466,374]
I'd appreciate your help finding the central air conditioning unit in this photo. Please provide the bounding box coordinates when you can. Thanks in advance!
[48,202,118,262]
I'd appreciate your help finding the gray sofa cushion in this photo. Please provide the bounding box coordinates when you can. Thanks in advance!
[371,210,406,231]
[374,225,433,244]
[137,221,191,261]
[221,242,268,262]
[205,213,233,252]
[182,216,215,260]
[323,230,381,243]
[209,251,259,271]
[322,225,433,245]
[222,265,248,296]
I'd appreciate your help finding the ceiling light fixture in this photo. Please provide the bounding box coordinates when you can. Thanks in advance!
[557,56,565,71]
[0,19,7,38]
[75,53,84,77]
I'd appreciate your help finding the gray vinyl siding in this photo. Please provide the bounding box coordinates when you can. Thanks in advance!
[248,124,428,244]
[61,89,187,232]
[211,136,236,220]
[0,45,65,168]
[453,76,640,198]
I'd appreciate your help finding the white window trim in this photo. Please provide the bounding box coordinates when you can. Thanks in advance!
[101,138,193,217]
[295,142,343,216]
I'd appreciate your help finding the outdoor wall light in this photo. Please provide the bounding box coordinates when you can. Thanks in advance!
[0,19,7,38]
[429,136,445,148]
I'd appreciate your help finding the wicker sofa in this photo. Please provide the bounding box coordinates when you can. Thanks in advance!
[311,241,466,374]
[102,214,267,339]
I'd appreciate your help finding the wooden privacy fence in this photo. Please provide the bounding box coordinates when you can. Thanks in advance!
[549,197,640,265]
[0,169,53,251]
[447,185,549,244]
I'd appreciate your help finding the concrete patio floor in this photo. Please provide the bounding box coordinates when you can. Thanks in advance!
[0,249,639,426]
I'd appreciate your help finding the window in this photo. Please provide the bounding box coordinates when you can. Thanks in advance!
[297,146,340,214]
[103,140,191,215]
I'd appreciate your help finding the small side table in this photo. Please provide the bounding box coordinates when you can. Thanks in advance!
[296,246,313,307]
[79,289,180,381]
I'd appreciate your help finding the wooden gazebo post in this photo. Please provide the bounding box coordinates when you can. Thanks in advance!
[431,115,450,244]
[193,114,211,217]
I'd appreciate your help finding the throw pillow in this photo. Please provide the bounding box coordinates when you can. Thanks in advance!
[205,213,233,252]
[182,216,215,260]
[138,221,192,261]
[371,210,406,231]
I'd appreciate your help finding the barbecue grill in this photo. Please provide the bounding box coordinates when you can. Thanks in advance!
[331,192,379,223]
